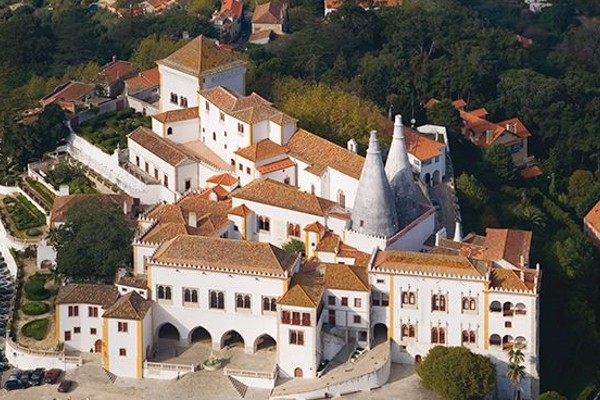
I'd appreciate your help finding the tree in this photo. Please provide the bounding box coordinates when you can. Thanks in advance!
[131,34,185,71]
[54,197,134,282]
[282,238,305,255]
[417,346,495,400]
[536,391,568,400]
[64,62,102,83]
[455,173,488,210]
[187,0,219,17]
[426,99,462,136]
[483,143,516,184]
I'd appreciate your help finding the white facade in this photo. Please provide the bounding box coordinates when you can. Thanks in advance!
[278,304,321,378]
[104,313,153,379]
[57,303,105,353]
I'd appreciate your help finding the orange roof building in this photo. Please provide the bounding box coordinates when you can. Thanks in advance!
[584,200,600,249]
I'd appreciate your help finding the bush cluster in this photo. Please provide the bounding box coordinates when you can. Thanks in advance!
[24,274,51,301]
[21,318,49,340]
[22,301,50,316]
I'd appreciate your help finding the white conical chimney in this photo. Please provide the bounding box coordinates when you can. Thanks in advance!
[453,221,463,242]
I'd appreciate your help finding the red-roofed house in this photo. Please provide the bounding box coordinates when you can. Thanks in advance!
[584,200,600,249]
[211,0,243,43]
[250,1,287,44]
[100,57,138,97]
[125,67,161,116]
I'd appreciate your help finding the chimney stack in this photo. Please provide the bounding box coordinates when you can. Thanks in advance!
[347,138,357,153]
[122,199,129,215]
[453,221,463,242]
[188,211,197,228]
[59,184,69,196]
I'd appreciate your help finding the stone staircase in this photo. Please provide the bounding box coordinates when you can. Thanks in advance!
[227,375,248,398]
[103,368,118,384]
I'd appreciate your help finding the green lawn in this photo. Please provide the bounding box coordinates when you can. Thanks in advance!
[24,274,52,301]
[76,109,151,154]
[21,318,49,340]
[0,194,46,236]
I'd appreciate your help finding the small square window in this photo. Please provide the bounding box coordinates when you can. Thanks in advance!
[341,297,348,306]
[74,327,80,334]
[90,328,97,335]
[353,315,361,324]
[246,167,251,175]
[505,321,512,328]
[119,348,127,356]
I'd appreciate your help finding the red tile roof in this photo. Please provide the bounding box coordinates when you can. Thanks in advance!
[101,59,137,83]
[585,200,600,237]
[207,173,238,186]
[252,2,285,25]
[125,67,160,93]
[153,107,199,123]
[40,81,96,107]
[257,157,295,174]
[519,165,543,179]
[404,128,445,161]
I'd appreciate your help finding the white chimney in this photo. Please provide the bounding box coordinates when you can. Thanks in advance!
[485,129,494,144]
[122,200,129,215]
[188,212,197,228]
[59,184,69,196]
[434,228,447,246]
[506,123,517,133]
[347,138,357,153]
[453,221,463,242]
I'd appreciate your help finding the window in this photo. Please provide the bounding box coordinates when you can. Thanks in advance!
[238,163,243,171]
[462,330,477,345]
[167,127,173,135]
[135,156,140,166]
[431,294,447,312]
[341,297,348,306]
[154,168,159,180]
[372,291,389,307]
[170,92,178,104]
[376,279,384,284]
[353,315,361,324]
[205,101,210,111]
[281,310,291,324]
[431,327,446,344]
[490,301,502,312]
[262,297,277,313]
[310,184,315,195]
[220,112,225,122]
[289,330,304,345]
[354,298,361,308]
[258,216,270,231]
[462,297,477,312]
[157,285,172,301]
[236,293,252,310]
[185,179,191,191]
[505,321,512,328]
[119,348,127,356]
[180,97,188,107]
[209,290,225,309]
[288,223,301,238]
[237,123,244,134]
[401,291,416,306]
[163,174,168,187]
[68,306,79,317]
[231,158,235,166]
[328,309,336,325]
[90,328,97,335]
[302,313,311,326]
[328,296,335,306]
[88,306,98,317]
[118,322,128,332]
[292,312,301,325]
[337,190,345,208]
[401,324,416,339]
[284,177,291,185]
[74,327,80,334]
[64,331,71,341]
[246,167,251,175]
[183,288,198,304]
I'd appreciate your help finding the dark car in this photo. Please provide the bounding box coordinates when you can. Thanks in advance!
[57,379,74,393]
[30,367,45,385]
[0,362,9,371]
[44,368,62,384]
[20,369,34,385]
[4,378,30,390]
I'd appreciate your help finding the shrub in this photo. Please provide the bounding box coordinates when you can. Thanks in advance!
[26,227,42,237]
[22,301,50,315]
[24,275,51,300]
[536,392,568,400]
[21,318,49,340]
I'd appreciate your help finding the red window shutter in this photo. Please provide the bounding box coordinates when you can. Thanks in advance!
[282,311,290,324]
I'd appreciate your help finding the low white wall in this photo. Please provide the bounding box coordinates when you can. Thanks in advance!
[128,96,160,116]
[143,361,196,380]
[36,240,57,268]
[5,339,82,371]
[234,374,276,389]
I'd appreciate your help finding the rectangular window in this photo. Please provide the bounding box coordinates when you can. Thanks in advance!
[231,159,235,166]
[353,315,361,324]
[154,168,159,180]
[341,297,348,306]
[282,310,291,324]
[246,167,251,175]
[88,306,98,317]
[302,313,311,326]
[205,101,210,111]
[289,330,304,345]
[185,179,191,191]
[354,298,362,308]
[119,348,127,356]
[292,312,301,325]
[238,163,243,171]
[135,156,140,166]
[237,123,244,134]
[145,162,149,173]
[328,296,335,306]
[74,327,80,334]
[118,322,128,332]
[64,331,71,341]
[328,309,336,325]
[90,328,97,335]
[220,112,225,122]
[163,174,168,187]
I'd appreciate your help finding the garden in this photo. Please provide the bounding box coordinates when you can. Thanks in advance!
[76,109,151,154]
[46,163,96,194]
[24,274,53,301]
[24,177,55,208]
[17,273,55,342]
[21,318,49,341]
[0,194,46,238]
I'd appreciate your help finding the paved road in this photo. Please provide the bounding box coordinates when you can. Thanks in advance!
[430,181,459,238]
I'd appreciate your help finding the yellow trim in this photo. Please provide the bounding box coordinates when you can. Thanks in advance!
[242,216,246,240]
[304,231,309,256]
[102,318,109,370]
[132,246,138,276]
[282,279,288,293]
[483,284,490,350]
[137,321,143,378]
[249,124,253,145]
[147,264,152,295]
[159,70,164,112]
[389,276,394,339]
[54,305,60,344]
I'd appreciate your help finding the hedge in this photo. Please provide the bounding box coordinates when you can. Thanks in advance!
[21,318,49,340]
[22,301,50,316]
[24,275,51,301]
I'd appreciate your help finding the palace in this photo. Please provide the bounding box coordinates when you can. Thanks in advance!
[53,35,540,399]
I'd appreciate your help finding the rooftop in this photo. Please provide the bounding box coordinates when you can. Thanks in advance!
[235,139,289,162]
[152,235,297,276]
[371,249,484,278]
[40,81,96,107]
[117,275,148,289]
[55,284,119,307]
[585,200,600,234]
[51,194,136,225]
[124,67,160,93]
[252,1,285,25]
[404,128,445,161]
[129,126,195,167]
[153,107,199,123]
[103,291,152,320]
[277,271,324,308]
[323,263,369,292]
[101,58,137,84]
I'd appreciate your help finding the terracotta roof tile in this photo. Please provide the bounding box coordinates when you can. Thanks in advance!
[153,107,199,123]
[304,221,325,234]
[484,228,532,268]
[252,2,285,24]
[118,276,148,289]
[152,235,297,276]
[207,173,238,186]
[278,271,324,308]
[235,139,288,162]
[256,157,295,174]
[55,284,119,307]
[232,178,340,217]
[157,35,245,77]
[40,81,96,107]
[371,250,484,278]
[103,291,152,320]
[197,185,231,201]
[51,194,136,225]
[249,30,274,43]
[101,59,137,83]
[228,204,253,217]
[404,128,445,161]
[585,200,600,236]
[128,126,196,166]
[323,263,369,291]
[315,231,340,252]
[212,0,243,21]
[519,165,543,179]
[125,67,160,93]
[285,129,364,179]
[489,268,534,292]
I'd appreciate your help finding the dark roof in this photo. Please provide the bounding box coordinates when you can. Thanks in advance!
[55,284,119,307]
[103,291,152,320]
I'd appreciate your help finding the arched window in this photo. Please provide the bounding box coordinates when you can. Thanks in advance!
[469,299,476,310]
[409,325,415,338]
[409,292,416,305]
[515,336,526,349]
[515,303,527,315]
[263,297,270,311]
[490,301,501,312]
[184,289,191,303]
[440,295,446,311]
[439,328,446,344]
[210,291,217,308]
[158,285,164,299]
[402,324,409,338]
[337,190,345,208]
[462,330,469,343]
[431,295,438,310]
[469,331,476,344]
[432,294,446,311]
[259,216,270,231]
[217,292,224,309]
[402,293,408,304]
[167,127,173,135]
[244,295,251,309]
[294,224,301,237]
[462,298,469,310]
[489,334,501,346]
[431,328,439,344]
[270,298,277,311]
[503,302,514,316]
[236,294,243,308]
[165,286,172,300]
[191,290,198,303]
[503,335,514,349]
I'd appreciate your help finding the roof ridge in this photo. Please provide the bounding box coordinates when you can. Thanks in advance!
[345,264,370,291]
[296,284,315,307]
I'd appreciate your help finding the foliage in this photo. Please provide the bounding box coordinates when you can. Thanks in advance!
[25,178,56,206]
[416,346,495,400]
[54,196,134,282]
[130,34,185,71]
[3,194,46,231]
[22,301,50,316]
[455,173,487,210]
[426,99,462,136]
[64,61,102,83]
[282,238,305,255]
[536,392,568,400]
[77,109,150,154]
[46,163,96,193]
[24,274,52,301]
[187,0,219,17]
[21,318,49,340]
[482,143,516,184]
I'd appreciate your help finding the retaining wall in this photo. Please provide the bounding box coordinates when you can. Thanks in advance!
[5,338,82,371]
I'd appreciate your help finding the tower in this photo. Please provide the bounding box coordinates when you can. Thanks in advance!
[385,115,422,227]
[351,131,399,237]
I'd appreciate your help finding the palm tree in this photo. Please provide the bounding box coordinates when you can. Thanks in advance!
[508,348,525,364]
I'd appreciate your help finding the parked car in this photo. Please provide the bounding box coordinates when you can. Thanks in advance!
[4,378,30,390]
[0,362,9,371]
[9,369,22,379]
[31,368,45,385]
[57,379,74,393]
[44,368,62,384]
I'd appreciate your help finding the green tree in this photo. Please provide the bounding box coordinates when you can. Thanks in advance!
[131,34,185,71]
[536,391,568,400]
[187,0,219,17]
[455,173,488,210]
[282,238,305,255]
[52,4,102,70]
[483,143,516,183]
[64,62,102,83]
[426,99,462,136]
[54,197,133,282]
[417,346,495,400]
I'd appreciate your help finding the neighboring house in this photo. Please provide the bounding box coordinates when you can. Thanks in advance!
[405,127,447,186]
[140,0,176,13]
[249,1,287,44]
[584,200,600,248]
[211,0,244,44]
[125,67,161,116]
[99,57,138,98]
[324,0,400,16]
[39,81,98,114]
[424,98,538,172]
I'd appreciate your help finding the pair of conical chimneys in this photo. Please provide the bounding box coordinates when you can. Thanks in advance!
[351,115,421,237]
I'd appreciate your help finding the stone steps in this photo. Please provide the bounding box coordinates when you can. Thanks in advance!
[227,375,248,398]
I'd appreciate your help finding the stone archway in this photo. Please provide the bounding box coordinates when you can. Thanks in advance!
[294,367,303,378]
[190,326,212,344]
[158,323,180,341]
[254,334,277,353]
[373,323,388,345]
[94,339,102,353]
[221,330,245,349]
[433,170,441,184]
